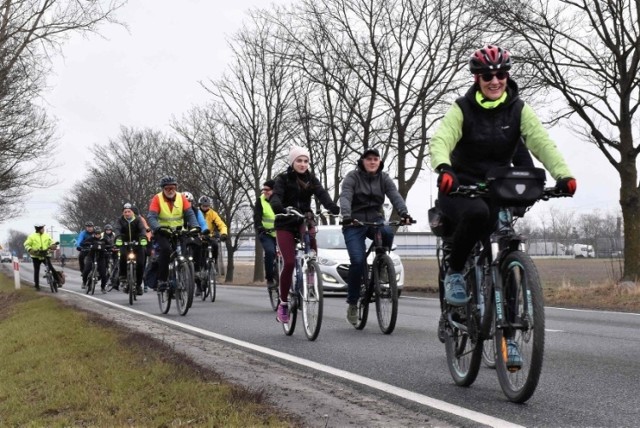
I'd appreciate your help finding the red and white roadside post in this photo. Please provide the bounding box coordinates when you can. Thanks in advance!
[12,256,20,289]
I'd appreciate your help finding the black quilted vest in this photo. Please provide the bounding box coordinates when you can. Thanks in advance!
[451,81,524,184]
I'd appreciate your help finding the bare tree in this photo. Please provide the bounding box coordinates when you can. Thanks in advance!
[57,126,178,232]
[475,0,640,280]
[6,229,28,257]
[0,0,125,220]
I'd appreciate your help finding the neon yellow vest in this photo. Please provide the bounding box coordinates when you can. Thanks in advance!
[260,195,276,237]
[157,192,184,228]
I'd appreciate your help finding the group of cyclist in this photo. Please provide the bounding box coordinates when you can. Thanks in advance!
[25,46,578,366]
[252,45,577,356]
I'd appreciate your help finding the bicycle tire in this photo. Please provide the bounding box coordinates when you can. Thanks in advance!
[494,251,545,403]
[175,261,195,316]
[88,265,97,295]
[282,294,298,335]
[158,288,171,313]
[198,267,208,301]
[127,262,136,305]
[301,260,323,341]
[444,264,483,387]
[209,260,217,303]
[482,310,497,369]
[47,271,57,293]
[374,254,398,334]
[354,273,370,330]
[268,255,282,311]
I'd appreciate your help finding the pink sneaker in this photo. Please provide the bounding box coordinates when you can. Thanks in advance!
[277,302,289,323]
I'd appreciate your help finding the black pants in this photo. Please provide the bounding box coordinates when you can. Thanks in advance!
[437,192,498,272]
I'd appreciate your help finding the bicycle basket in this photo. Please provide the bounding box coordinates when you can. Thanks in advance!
[486,166,546,206]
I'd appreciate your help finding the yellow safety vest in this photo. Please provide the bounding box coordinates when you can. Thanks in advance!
[157,192,184,228]
[260,195,276,237]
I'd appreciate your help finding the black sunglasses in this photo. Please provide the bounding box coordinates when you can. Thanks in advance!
[480,71,508,82]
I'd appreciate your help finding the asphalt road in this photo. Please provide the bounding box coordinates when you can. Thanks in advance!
[14,263,640,427]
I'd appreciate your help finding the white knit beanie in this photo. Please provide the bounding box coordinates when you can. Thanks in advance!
[288,145,310,165]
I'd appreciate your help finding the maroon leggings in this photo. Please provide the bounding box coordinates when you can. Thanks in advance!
[276,225,317,303]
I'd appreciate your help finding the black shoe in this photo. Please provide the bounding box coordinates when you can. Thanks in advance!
[267,280,277,290]
[136,286,143,296]
[101,287,107,294]
[195,288,202,297]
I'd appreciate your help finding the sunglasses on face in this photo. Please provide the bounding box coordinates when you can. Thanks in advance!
[262,188,272,192]
[480,71,508,82]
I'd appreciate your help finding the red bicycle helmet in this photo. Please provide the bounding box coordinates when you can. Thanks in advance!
[469,45,512,74]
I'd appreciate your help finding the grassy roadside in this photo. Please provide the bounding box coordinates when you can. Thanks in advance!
[0,275,293,427]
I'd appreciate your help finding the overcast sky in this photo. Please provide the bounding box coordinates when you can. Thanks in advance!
[1,0,623,245]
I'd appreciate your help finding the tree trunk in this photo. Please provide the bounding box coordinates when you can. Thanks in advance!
[253,238,264,282]
[620,186,640,281]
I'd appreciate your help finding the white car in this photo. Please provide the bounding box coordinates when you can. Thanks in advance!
[315,225,404,294]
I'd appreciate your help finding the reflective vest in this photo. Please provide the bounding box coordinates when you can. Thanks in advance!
[157,192,184,228]
[260,195,276,237]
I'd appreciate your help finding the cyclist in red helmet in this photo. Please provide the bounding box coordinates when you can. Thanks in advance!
[429,45,577,366]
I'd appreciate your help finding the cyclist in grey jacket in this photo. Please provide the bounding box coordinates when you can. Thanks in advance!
[339,148,413,325]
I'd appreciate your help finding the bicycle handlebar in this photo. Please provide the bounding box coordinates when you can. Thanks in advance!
[340,219,416,227]
[450,185,572,201]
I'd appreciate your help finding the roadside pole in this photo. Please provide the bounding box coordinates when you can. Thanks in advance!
[12,256,20,289]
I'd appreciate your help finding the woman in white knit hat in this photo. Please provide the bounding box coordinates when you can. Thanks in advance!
[269,145,340,324]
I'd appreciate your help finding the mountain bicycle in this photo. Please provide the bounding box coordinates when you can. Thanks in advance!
[120,241,142,305]
[157,227,197,316]
[433,166,571,403]
[275,208,324,341]
[345,219,414,335]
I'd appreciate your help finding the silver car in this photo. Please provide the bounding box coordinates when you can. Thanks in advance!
[315,225,404,294]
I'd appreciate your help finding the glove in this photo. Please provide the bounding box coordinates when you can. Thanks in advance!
[341,217,354,226]
[400,213,414,225]
[189,227,201,234]
[115,239,123,247]
[330,205,340,215]
[556,177,577,195]
[203,229,211,236]
[220,234,227,242]
[437,164,458,194]
[140,238,148,247]
[76,247,82,252]
[256,227,266,235]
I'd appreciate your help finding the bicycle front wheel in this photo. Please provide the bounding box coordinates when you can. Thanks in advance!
[175,262,195,316]
[301,260,323,341]
[208,260,217,302]
[269,255,282,311]
[354,274,370,330]
[127,262,136,305]
[495,251,545,403]
[373,255,398,334]
[89,268,98,295]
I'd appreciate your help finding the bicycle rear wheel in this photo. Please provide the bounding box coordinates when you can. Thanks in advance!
[354,274,370,330]
[47,272,57,293]
[175,262,195,316]
[301,260,323,341]
[269,255,282,311]
[495,251,544,403]
[89,267,97,295]
[374,255,398,334]
[127,262,136,305]
[444,265,483,387]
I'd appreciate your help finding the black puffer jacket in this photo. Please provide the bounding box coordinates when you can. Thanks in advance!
[115,216,147,243]
[270,167,339,232]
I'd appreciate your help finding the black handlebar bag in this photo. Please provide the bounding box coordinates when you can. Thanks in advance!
[486,166,546,207]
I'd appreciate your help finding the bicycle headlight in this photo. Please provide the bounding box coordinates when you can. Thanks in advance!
[127,252,136,261]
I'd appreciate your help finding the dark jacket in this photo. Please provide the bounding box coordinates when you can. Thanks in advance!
[270,167,339,231]
[339,160,408,222]
[115,216,147,243]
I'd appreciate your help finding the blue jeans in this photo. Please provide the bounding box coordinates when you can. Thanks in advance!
[343,223,394,305]
[258,233,276,282]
